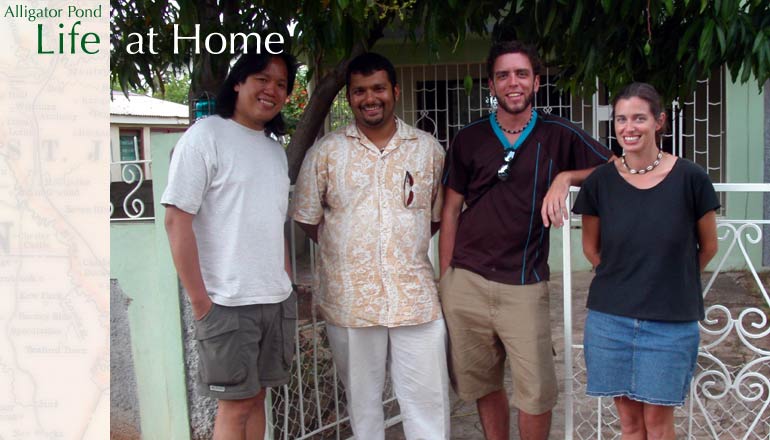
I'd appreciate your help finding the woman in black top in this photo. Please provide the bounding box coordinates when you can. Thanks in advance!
[572,82,719,439]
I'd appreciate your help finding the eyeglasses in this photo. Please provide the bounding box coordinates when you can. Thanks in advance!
[497,150,516,181]
[403,171,414,207]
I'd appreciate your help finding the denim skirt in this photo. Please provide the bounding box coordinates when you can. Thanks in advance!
[583,309,700,406]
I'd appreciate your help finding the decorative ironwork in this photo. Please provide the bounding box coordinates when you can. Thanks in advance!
[396,64,584,149]
[564,184,770,440]
[268,318,401,439]
[692,219,770,440]
[270,237,401,440]
[110,159,154,221]
[295,68,742,439]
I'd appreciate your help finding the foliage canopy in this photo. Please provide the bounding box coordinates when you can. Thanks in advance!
[110,0,770,177]
[494,0,770,102]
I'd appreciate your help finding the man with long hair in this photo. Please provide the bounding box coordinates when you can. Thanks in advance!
[162,48,298,439]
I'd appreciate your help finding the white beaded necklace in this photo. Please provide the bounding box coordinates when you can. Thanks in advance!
[621,149,663,175]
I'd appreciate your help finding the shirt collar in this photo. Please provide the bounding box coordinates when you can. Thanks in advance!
[490,108,538,151]
[345,117,418,153]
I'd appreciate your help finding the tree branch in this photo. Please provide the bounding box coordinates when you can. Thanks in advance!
[286,25,385,183]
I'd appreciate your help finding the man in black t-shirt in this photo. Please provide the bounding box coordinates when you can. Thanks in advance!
[438,40,612,440]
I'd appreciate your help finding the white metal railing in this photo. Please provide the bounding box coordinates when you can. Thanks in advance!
[257,64,733,438]
[269,231,401,440]
[110,159,154,221]
[563,183,770,440]
[267,314,401,440]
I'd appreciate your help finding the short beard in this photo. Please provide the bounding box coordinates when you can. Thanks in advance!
[357,103,388,128]
[496,89,535,115]
[358,113,385,128]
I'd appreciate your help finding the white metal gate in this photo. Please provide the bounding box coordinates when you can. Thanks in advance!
[295,64,748,439]
[269,231,401,440]
[563,184,770,439]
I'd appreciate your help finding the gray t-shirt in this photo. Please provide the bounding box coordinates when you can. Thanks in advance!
[162,116,292,306]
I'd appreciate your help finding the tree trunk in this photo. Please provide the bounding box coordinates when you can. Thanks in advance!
[285,59,350,183]
[186,0,231,123]
[285,29,384,182]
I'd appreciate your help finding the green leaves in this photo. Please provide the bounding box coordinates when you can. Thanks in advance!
[663,0,674,16]
[463,75,474,96]
[490,0,769,102]
[544,7,557,35]
[569,0,583,34]
[752,31,765,53]
[716,26,726,55]
[698,19,714,62]
[677,23,698,61]
[110,0,770,123]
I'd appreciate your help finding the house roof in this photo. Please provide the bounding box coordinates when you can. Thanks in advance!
[110,91,188,117]
[110,91,189,126]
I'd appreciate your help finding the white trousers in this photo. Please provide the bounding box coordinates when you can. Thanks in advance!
[326,319,451,440]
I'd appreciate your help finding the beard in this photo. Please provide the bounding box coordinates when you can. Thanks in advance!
[356,103,388,127]
[496,88,535,115]
[360,113,385,127]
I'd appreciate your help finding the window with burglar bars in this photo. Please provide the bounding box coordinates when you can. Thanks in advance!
[596,69,727,187]
[596,68,728,210]
[327,63,726,188]
[393,64,587,150]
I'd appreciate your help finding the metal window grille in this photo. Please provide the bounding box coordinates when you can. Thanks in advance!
[110,130,154,221]
[393,64,589,150]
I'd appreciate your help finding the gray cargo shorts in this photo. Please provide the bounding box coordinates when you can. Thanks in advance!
[193,292,297,400]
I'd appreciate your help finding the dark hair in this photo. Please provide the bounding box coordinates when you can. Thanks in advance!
[611,82,667,135]
[345,52,397,90]
[486,40,543,80]
[215,50,298,137]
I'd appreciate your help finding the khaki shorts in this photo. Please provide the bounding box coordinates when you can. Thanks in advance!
[193,292,297,400]
[439,267,557,415]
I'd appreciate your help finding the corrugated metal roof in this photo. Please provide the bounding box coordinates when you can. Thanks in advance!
[110,91,189,118]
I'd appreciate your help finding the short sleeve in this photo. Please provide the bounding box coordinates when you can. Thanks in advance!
[290,144,326,225]
[691,165,721,219]
[160,131,213,215]
[572,169,600,217]
[442,133,469,195]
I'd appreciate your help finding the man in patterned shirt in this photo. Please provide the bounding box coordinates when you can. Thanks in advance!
[291,52,450,439]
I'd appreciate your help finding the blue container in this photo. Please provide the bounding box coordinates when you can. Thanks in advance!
[194,98,215,120]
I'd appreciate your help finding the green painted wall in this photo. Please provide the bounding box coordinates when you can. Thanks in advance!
[548,215,594,273]
[720,75,766,270]
[110,131,190,440]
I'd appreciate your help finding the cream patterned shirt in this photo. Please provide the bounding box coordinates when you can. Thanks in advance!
[290,119,445,327]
